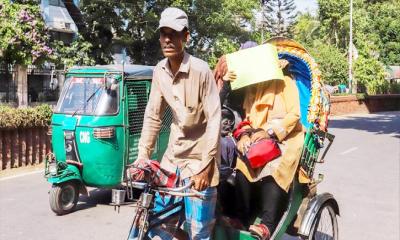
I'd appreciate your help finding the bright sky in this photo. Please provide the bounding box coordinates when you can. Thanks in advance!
[295,0,318,15]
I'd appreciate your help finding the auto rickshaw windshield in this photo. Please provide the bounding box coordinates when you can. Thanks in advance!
[55,76,119,115]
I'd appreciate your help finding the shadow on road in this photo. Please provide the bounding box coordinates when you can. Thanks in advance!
[330,112,400,138]
[76,188,112,211]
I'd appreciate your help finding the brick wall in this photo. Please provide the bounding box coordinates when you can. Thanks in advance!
[331,94,400,116]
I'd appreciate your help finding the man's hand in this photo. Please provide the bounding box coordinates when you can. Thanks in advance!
[191,159,215,191]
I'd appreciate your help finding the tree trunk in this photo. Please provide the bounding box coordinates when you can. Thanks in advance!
[16,65,28,107]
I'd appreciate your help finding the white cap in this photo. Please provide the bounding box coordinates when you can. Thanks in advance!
[158,7,189,32]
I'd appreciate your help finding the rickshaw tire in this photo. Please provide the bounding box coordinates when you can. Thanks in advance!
[49,181,79,215]
[127,208,149,240]
[308,202,338,240]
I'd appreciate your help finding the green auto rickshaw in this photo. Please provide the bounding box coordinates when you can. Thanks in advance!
[45,64,173,215]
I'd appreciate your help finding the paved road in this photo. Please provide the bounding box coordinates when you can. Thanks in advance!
[0,112,399,240]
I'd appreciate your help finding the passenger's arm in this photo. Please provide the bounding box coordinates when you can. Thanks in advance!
[137,70,167,160]
[271,76,301,141]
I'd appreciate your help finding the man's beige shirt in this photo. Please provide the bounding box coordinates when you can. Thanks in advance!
[137,52,221,187]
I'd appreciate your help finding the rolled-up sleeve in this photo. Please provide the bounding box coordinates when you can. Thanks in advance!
[137,70,167,160]
[200,69,221,170]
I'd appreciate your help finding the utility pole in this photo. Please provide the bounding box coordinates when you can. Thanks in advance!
[348,0,353,93]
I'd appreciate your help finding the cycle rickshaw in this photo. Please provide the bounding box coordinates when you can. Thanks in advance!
[123,38,339,240]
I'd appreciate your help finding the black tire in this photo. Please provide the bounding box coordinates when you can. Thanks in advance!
[49,181,79,215]
[309,203,339,240]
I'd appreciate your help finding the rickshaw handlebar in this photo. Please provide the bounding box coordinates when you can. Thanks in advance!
[129,180,205,199]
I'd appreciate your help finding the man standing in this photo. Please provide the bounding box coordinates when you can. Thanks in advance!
[136,7,221,239]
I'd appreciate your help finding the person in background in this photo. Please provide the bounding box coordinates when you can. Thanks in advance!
[136,7,221,239]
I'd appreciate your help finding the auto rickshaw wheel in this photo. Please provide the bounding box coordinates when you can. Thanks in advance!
[49,181,79,215]
[309,202,338,240]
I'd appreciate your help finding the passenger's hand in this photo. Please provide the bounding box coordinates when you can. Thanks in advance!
[236,134,251,155]
[223,71,237,82]
[191,159,215,191]
[278,59,289,69]
[214,55,228,81]
[250,129,268,143]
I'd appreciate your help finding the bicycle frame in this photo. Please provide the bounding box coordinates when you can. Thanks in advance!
[126,179,202,240]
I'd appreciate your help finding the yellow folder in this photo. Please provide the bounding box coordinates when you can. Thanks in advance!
[226,44,284,90]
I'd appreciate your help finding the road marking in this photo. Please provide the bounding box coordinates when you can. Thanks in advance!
[340,147,358,155]
[0,170,44,182]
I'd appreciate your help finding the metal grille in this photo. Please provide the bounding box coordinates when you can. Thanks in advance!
[0,64,17,103]
[126,81,149,163]
[126,80,173,163]
[127,81,149,135]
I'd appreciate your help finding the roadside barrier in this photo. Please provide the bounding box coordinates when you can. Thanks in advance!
[0,127,50,170]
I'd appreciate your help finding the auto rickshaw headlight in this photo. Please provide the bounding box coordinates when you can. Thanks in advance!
[93,127,115,139]
[65,141,73,152]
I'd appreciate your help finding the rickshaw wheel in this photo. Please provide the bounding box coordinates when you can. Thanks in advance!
[309,203,338,240]
[49,181,79,215]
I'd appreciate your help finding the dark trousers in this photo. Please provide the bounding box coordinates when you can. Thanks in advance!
[235,171,288,233]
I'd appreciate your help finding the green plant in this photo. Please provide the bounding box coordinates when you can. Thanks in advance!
[389,82,400,94]
[0,104,52,129]
[308,41,348,86]
[354,56,388,94]
[0,0,52,65]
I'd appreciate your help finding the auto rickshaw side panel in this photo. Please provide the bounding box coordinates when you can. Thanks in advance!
[124,80,172,165]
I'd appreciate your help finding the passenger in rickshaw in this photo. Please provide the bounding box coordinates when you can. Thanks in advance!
[214,41,304,240]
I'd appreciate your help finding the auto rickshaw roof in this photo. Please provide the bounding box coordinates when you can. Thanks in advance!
[67,64,154,79]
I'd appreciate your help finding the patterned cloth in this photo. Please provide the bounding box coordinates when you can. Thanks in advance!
[126,159,178,188]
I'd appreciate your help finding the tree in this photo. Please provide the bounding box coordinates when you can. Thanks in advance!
[354,56,387,94]
[261,0,297,37]
[292,13,320,46]
[365,1,400,65]
[51,34,95,68]
[77,0,260,65]
[308,41,348,86]
[0,0,52,66]
[78,0,124,64]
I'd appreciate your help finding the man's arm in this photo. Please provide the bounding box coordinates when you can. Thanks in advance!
[191,69,221,191]
[137,70,167,160]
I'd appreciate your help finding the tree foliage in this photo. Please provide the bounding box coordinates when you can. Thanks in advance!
[262,0,297,37]
[0,0,52,65]
[291,0,399,94]
[354,56,387,94]
[51,34,95,68]
[308,41,348,86]
[77,0,259,65]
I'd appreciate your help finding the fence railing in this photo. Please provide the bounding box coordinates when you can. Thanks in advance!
[0,127,51,170]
